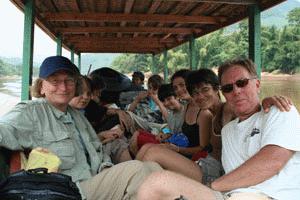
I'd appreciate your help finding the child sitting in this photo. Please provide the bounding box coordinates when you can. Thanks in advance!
[129,84,189,156]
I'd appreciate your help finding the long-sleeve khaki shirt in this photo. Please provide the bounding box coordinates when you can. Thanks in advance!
[0,98,112,183]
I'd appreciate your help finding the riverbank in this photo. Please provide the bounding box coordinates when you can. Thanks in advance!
[261,72,300,81]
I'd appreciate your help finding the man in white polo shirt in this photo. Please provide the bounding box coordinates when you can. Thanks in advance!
[137,58,300,200]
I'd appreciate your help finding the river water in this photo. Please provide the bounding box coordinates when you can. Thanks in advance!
[0,76,299,113]
[0,77,21,97]
[260,75,300,111]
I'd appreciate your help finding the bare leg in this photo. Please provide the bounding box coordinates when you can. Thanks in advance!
[137,171,217,200]
[136,145,202,181]
[135,143,157,160]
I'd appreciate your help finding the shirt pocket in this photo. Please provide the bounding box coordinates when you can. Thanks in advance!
[42,131,75,170]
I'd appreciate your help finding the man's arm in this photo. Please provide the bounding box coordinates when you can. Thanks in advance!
[211,145,294,192]
[262,95,292,113]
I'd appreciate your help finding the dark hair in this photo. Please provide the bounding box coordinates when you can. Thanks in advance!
[186,69,219,95]
[89,74,105,91]
[76,75,92,96]
[158,84,176,102]
[218,58,257,83]
[132,71,145,82]
[148,74,163,90]
[170,69,190,85]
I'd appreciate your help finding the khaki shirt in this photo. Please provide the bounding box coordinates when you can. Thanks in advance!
[0,98,112,183]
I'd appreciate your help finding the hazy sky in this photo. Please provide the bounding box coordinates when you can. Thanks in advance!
[0,0,70,61]
[0,0,299,60]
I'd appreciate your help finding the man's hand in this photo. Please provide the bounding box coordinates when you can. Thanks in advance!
[262,95,292,113]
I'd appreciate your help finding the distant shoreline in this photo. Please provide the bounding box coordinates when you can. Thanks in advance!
[261,73,300,81]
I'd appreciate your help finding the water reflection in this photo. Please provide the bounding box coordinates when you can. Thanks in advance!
[261,77,300,111]
[0,78,21,97]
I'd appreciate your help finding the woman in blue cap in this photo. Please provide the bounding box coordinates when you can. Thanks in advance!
[0,56,161,200]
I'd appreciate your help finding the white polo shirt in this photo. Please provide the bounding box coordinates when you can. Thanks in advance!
[222,106,300,200]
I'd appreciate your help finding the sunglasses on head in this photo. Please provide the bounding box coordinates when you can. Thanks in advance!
[221,77,257,93]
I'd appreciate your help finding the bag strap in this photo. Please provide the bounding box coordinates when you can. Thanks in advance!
[27,168,48,174]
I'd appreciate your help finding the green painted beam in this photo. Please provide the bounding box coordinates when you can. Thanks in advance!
[21,0,35,101]
[163,50,168,83]
[56,34,62,56]
[151,54,158,74]
[70,47,74,63]
[248,4,261,79]
[78,53,81,72]
[189,36,197,70]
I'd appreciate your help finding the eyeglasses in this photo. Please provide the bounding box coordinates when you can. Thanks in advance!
[46,77,76,87]
[220,77,257,93]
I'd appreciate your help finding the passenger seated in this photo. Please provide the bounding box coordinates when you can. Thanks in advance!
[69,75,132,164]
[137,58,299,200]
[128,74,164,123]
[0,56,162,200]
[119,71,146,109]
[130,71,145,91]
[134,68,292,183]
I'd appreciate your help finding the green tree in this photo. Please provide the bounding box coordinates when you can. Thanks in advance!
[287,7,300,26]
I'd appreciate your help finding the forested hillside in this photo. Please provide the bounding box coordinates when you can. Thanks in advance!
[111,7,300,75]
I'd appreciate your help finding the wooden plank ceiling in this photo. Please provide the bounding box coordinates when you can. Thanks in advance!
[11,0,286,54]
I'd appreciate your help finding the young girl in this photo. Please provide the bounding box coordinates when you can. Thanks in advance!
[69,76,132,164]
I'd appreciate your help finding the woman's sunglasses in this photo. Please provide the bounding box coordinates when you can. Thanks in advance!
[220,77,257,93]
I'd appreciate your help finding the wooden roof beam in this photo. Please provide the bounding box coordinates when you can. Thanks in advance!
[42,13,225,24]
[71,41,166,48]
[63,35,176,43]
[133,0,163,37]
[164,0,257,5]
[118,0,135,37]
[57,26,201,35]
[76,47,160,54]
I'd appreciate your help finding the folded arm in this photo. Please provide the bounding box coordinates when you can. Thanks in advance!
[211,145,294,192]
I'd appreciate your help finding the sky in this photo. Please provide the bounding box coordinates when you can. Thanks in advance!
[0,0,299,61]
[0,0,71,62]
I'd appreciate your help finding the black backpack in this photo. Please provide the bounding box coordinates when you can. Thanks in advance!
[0,168,82,200]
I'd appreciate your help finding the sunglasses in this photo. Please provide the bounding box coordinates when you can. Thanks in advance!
[221,77,257,93]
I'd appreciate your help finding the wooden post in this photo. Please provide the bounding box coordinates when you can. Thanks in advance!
[152,53,157,74]
[56,34,62,56]
[163,50,168,83]
[70,47,74,63]
[78,53,81,72]
[21,0,35,100]
[189,36,197,70]
[249,4,262,79]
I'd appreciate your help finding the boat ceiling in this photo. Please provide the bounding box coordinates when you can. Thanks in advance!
[10,0,286,54]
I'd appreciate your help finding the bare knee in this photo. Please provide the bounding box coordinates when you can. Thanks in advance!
[136,143,157,160]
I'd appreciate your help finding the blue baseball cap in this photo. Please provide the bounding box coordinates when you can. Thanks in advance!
[39,56,79,78]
